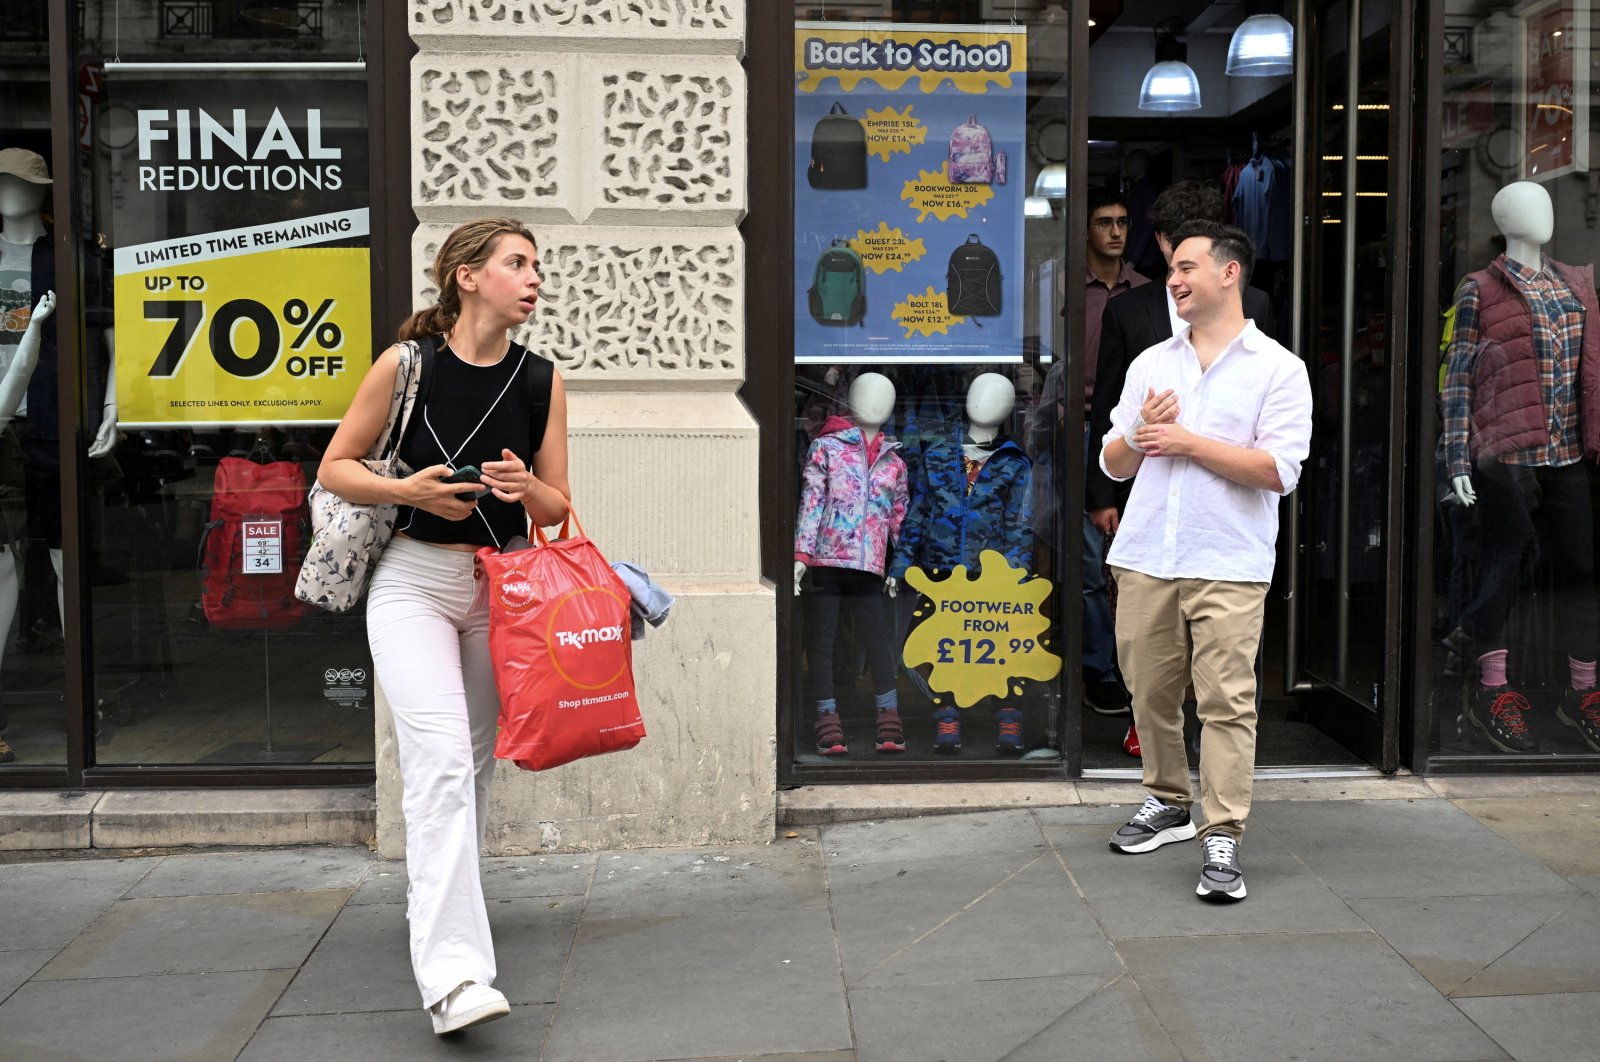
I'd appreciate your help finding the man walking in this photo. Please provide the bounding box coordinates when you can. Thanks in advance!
[1088,181,1275,757]
[1099,222,1312,902]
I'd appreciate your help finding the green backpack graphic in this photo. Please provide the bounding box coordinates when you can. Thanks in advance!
[808,240,866,326]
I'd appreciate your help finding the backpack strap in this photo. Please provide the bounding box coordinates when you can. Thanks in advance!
[829,101,848,116]
[524,350,554,457]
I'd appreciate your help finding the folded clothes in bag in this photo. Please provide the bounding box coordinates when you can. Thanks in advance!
[478,511,646,771]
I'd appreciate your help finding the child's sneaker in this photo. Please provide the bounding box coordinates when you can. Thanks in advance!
[874,708,906,753]
[815,711,847,755]
[995,707,1025,753]
[932,706,962,753]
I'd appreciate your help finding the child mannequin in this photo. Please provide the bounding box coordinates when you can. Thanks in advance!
[794,372,909,755]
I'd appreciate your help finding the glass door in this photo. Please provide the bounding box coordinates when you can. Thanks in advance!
[1291,0,1407,769]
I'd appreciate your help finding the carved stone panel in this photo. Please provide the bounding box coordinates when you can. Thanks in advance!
[414,223,743,383]
[584,55,745,225]
[414,54,576,217]
[409,0,745,54]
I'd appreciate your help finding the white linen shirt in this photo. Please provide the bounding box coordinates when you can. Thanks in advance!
[1099,321,1313,583]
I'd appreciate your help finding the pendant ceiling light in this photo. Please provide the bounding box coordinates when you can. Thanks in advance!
[1024,195,1053,219]
[1226,11,1295,76]
[1139,22,1202,113]
[1033,162,1068,200]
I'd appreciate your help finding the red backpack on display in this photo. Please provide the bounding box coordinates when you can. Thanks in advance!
[198,456,310,629]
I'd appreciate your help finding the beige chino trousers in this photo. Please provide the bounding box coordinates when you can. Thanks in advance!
[1110,567,1269,840]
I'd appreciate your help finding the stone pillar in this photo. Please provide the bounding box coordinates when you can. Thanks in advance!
[378,1,772,856]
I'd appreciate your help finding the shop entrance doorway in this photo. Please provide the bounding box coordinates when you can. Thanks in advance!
[1080,0,1409,774]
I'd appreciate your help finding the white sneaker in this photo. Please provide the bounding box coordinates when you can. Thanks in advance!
[429,981,510,1034]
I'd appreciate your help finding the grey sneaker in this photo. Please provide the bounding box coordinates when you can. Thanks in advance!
[1195,833,1246,902]
[1109,796,1197,853]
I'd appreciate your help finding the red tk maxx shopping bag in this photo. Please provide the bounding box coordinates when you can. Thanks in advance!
[478,512,645,771]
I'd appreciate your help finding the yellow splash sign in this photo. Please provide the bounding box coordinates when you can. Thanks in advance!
[863,105,928,161]
[901,164,994,223]
[849,221,926,275]
[902,550,1061,707]
[892,286,965,338]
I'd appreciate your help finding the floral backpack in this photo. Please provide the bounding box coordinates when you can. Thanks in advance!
[948,115,1006,185]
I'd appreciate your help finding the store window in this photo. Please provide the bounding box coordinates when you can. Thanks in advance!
[0,1,64,768]
[53,0,375,768]
[791,4,1070,766]
[1431,0,1600,761]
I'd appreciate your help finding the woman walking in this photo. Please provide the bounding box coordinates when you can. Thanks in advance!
[318,217,570,1033]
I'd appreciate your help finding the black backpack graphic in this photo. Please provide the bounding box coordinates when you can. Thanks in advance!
[807,102,868,190]
[946,234,1002,317]
[808,240,867,326]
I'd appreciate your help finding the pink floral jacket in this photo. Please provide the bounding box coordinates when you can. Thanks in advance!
[794,419,908,577]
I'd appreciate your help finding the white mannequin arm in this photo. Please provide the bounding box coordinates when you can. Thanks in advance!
[0,291,53,425]
[794,560,807,596]
[1451,474,1476,507]
[88,328,117,458]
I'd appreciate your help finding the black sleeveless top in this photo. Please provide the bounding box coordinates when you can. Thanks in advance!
[396,340,548,549]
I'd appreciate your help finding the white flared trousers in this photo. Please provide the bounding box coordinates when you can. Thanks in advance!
[368,535,501,1009]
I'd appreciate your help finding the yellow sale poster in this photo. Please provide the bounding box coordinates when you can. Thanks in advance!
[112,210,370,427]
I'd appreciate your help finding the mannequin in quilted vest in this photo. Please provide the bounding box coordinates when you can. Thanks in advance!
[1439,181,1600,755]
[795,372,910,756]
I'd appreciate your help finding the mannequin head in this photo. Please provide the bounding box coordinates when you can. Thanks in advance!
[0,150,51,224]
[1490,181,1554,247]
[0,175,47,221]
[847,372,895,432]
[966,373,1015,430]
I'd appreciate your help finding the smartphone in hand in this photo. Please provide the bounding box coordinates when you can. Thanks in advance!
[443,465,491,498]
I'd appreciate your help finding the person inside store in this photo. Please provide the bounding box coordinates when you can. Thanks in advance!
[1088,180,1277,760]
[1439,180,1600,756]
[1100,221,1312,903]
[892,371,1033,754]
[794,371,909,757]
[318,216,570,1034]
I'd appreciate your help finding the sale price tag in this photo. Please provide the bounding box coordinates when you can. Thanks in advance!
[241,520,284,575]
[901,550,1062,707]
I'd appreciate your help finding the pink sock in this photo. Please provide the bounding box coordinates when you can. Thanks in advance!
[1477,649,1508,688]
[1570,657,1596,690]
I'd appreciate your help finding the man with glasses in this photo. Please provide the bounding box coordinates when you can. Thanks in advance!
[1080,188,1146,729]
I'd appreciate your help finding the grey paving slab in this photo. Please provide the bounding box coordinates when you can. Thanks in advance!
[0,948,53,1003]
[1453,795,1600,876]
[821,809,1049,866]
[849,974,1183,1062]
[543,906,849,1062]
[1030,804,1139,828]
[1044,820,1369,939]
[0,968,294,1062]
[1251,799,1572,898]
[828,848,1118,988]
[36,890,350,979]
[347,853,597,905]
[1452,992,1600,1062]
[123,848,374,897]
[1574,874,1600,897]
[239,1004,552,1059]
[581,838,826,919]
[273,894,578,1016]
[1452,892,1600,997]
[1120,931,1508,1062]
[1348,892,1581,995]
[0,856,161,950]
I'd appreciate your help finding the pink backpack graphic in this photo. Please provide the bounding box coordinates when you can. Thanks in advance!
[948,115,1006,185]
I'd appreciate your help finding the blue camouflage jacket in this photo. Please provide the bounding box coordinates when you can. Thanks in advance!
[891,437,1034,578]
